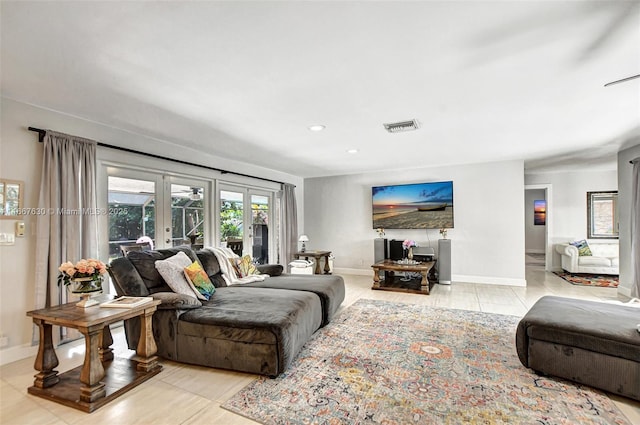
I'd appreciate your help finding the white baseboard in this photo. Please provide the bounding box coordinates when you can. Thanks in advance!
[617,286,632,298]
[451,274,527,287]
[333,267,371,276]
[0,343,37,366]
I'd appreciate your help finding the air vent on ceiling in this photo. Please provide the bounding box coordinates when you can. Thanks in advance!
[383,119,420,133]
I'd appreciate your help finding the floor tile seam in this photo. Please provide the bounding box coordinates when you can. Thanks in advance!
[177,400,219,425]
[26,394,73,425]
[508,286,529,312]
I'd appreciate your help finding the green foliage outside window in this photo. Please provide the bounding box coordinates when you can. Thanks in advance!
[220,200,243,241]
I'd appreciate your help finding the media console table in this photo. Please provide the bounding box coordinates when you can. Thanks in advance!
[26,296,162,412]
[371,259,436,295]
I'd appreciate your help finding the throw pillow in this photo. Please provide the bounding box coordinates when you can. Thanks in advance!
[570,239,592,256]
[184,261,216,300]
[155,252,200,300]
[236,255,260,278]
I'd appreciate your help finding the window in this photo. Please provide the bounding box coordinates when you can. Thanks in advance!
[587,191,618,239]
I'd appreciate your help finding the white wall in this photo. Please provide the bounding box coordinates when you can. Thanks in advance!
[617,143,640,297]
[304,160,526,286]
[524,169,618,271]
[0,97,303,363]
[524,189,546,253]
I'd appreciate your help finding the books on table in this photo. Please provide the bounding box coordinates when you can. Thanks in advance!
[100,296,153,309]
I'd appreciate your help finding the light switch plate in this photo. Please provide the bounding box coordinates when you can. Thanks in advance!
[15,222,25,237]
[0,233,15,245]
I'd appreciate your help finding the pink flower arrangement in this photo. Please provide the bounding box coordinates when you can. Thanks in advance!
[58,258,108,287]
[402,239,417,249]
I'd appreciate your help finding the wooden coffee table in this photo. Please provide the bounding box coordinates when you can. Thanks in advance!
[371,259,436,295]
[26,296,162,412]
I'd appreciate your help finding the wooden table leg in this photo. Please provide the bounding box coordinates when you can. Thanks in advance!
[99,325,114,362]
[372,267,381,289]
[79,327,106,403]
[134,307,159,372]
[313,257,321,275]
[420,270,430,294]
[323,254,331,274]
[32,319,59,389]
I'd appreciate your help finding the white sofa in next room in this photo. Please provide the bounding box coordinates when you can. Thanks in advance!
[555,241,619,275]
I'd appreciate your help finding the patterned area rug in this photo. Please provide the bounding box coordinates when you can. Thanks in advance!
[223,299,630,425]
[554,271,619,287]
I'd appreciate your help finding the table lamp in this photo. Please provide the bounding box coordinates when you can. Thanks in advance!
[298,234,309,252]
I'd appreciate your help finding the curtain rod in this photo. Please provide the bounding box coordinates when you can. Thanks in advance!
[28,127,289,186]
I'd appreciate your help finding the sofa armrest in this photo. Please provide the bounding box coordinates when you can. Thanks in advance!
[151,292,202,310]
[555,243,577,257]
[555,243,579,272]
[257,264,284,276]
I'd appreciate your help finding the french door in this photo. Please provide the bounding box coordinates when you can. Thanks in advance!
[106,168,273,266]
[218,184,272,264]
[107,170,162,261]
[164,177,209,248]
[107,170,210,260]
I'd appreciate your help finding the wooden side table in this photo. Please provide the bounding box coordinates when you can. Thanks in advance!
[26,296,162,412]
[294,250,332,274]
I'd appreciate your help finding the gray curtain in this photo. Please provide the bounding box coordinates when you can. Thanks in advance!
[33,131,97,340]
[631,158,640,298]
[278,183,298,266]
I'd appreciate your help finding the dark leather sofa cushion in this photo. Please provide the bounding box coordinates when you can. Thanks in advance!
[195,249,226,287]
[151,292,202,310]
[108,256,149,297]
[256,264,284,276]
[127,246,199,292]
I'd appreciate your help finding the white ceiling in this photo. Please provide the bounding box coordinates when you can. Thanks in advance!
[2,1,639,178]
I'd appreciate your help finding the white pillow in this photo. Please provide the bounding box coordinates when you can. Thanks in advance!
[155,252,202,300]
[289,259,314,268]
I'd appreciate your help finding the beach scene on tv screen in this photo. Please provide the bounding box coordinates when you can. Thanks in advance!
[372,181,454,229]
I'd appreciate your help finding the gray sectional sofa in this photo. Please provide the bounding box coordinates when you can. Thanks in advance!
[108,246,345,377]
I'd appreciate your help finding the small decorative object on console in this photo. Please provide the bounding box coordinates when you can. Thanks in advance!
[58,258,108,308]
[402,240,417,260]
[439,228,448,239]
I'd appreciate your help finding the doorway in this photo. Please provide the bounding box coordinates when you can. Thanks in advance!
[218,184,273,264]
[524,184,552,271]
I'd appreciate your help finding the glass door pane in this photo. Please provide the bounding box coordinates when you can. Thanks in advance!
[170,183,206,248]
[250,193,270,264]
[219,189,244,256]
[107,176,156,261]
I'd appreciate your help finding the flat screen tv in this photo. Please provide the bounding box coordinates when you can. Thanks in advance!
[372,181,454,229]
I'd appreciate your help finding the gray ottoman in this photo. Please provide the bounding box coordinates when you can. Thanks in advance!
[516,296,640,401]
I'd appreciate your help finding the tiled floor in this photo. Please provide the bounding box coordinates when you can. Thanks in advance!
[2,259,639,424]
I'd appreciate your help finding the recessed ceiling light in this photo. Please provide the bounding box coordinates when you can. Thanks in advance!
[308,125,326,132]
[346,149,359,154]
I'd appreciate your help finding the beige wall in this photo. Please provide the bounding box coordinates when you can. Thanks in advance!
[304,160,527,286]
